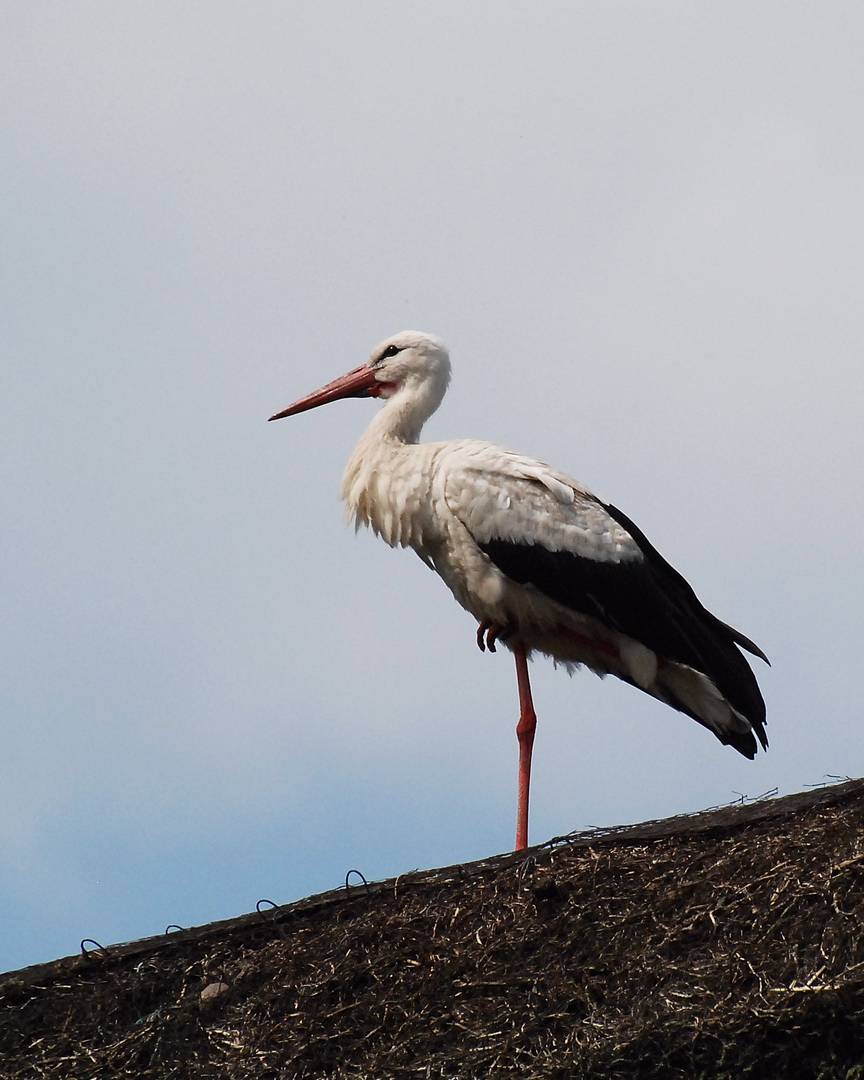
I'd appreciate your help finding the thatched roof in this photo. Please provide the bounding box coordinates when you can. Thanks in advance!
[3,780,864,1078]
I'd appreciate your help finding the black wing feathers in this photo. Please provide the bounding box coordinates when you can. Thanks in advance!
[477,495,767,752]
[603,502,770,665]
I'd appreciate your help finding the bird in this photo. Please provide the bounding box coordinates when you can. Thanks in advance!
[269,330,768,850]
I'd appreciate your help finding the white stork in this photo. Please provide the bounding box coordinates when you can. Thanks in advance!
[269,331,768,850]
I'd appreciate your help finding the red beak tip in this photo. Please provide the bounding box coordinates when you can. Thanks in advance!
[268,364,377,424]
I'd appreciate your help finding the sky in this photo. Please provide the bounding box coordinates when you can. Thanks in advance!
[2,2,863,974]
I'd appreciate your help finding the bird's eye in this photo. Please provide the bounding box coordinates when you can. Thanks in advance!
[380,344,402,360]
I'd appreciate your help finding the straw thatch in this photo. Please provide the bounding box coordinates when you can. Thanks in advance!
[2,779,863,1078]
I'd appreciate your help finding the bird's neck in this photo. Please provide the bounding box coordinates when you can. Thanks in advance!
[341,390,440,548]
[366,380,441,445]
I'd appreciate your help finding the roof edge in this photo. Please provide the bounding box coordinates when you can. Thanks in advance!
[4,777,860,990]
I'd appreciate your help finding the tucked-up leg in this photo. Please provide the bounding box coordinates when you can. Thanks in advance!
[513,643,537,851]
[476,619,514,654]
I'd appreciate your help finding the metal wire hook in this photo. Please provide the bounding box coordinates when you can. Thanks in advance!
[256,898,289,940]
[344,869,370,894]
[80,939,108,958]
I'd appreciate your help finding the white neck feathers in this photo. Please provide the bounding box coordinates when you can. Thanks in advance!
[340,375,447,548]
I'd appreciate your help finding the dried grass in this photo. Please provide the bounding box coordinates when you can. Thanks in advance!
[2,781,864,1078]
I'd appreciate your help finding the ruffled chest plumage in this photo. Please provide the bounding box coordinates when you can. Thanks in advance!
[342,437,443,551]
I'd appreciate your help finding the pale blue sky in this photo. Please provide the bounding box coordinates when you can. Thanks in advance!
[3,2,863,973]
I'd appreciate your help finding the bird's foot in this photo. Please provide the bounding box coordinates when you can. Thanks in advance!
[476,620,514,654]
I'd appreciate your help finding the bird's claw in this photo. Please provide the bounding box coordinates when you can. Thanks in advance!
[476,620,514,654]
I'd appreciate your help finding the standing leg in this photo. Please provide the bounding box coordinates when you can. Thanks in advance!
[513,643,537,851]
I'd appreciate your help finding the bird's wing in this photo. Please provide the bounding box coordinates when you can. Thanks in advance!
[442,444,642,565]
[443,445,767,746]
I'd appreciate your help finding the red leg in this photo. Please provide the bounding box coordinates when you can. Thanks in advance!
[513,643,537,851]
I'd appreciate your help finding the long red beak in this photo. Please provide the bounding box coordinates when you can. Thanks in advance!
[268,365,381,421]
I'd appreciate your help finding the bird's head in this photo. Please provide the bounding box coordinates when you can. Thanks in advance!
[268,331,451,422]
